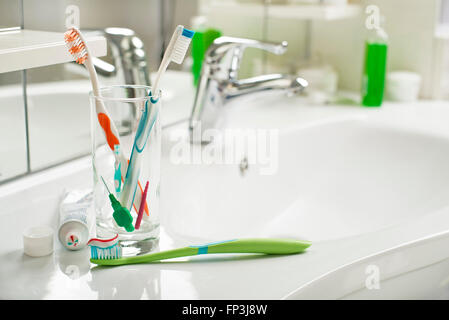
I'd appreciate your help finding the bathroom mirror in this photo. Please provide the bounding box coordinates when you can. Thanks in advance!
[0,71,28,182]
[25,64,92,170]
[0,0,22,30]
[21,0,197,171]
[0,1,28,182]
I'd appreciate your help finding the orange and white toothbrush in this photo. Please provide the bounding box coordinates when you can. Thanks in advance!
[64,27,149,216]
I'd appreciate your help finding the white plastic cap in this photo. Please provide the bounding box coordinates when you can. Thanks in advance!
[23,226,54,257]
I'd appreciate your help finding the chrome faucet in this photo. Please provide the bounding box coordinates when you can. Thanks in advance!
[189,36,308,142]
[80,27,151,86]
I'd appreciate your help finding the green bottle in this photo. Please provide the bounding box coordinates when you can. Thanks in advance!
[192,29,222,86]
[191,17,222,86]
[362,27,388,107]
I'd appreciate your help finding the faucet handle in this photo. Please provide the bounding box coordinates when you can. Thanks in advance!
[207,37,287,60]
[205,36,288,77]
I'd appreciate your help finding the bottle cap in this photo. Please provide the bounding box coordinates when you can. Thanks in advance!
[23,226,54,257]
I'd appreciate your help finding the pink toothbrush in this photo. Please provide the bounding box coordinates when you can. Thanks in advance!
[135,181,149,230]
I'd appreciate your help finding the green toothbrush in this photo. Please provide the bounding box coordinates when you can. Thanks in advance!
[88,237,311,266]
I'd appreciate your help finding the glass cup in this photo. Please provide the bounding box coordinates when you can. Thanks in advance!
[90,85,161,255]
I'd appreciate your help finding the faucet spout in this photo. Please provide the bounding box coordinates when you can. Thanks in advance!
[74,28,151,87]
[226,74,308,99]
[189,36,309,143]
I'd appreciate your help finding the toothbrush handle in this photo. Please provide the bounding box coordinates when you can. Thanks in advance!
[86,60,122,152]
[203,238,311,255]
[120,104,159,211]
[97,112,120,151]
[97,109,149,215]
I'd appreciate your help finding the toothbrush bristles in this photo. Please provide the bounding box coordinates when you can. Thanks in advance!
[64,28,88,64]
[171,34,193,64]
[91,245,122,260]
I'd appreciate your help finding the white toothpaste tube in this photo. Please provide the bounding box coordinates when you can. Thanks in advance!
[58,189,94,250]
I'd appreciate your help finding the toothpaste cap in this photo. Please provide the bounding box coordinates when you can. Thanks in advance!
[23,226,54,257]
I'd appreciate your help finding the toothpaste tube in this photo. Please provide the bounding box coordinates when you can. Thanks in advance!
[58,189,94,250]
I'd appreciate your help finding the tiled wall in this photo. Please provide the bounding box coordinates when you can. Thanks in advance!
[199,1,308,79]
[310,0,440,97]
[0,0,21,29]
[23,0,198,72]
[200,0,444,98]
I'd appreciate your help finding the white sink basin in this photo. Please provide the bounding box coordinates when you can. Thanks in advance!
[158,95,449,299]
[161,112,449,243]
[287,229,449,299]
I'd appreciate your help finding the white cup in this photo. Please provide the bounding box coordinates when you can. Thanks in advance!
[386,71,421,102]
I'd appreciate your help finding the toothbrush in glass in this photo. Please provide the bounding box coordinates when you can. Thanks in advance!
[100,176,134,232]
[64,27,149,216]
[120,25,195,211]
[135,180,149,230]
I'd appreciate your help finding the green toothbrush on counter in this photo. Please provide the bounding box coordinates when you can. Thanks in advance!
[88,237,311,266]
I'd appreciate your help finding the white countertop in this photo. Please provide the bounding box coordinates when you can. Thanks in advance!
[1,196,449,299]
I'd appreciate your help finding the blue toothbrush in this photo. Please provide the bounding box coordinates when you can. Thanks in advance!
[120,26,194,212]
